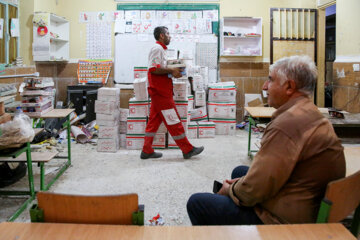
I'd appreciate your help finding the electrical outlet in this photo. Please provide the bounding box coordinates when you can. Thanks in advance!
[353,64,360,72]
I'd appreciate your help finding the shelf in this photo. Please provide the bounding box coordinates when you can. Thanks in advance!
[221,54,262,57]
[50,37,68,43]
[220,17,262,57]
[33,12,69,62]
[224,36,261,39]
[50,14,68,24]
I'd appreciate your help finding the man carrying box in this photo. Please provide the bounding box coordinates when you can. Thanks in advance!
[141,26,203,160]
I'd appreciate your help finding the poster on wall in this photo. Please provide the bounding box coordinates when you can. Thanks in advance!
[97,12,109,22]
[0,19,3,39]
[10,18,20,37]
[141,10,156,20]
[86,23,112,59]
[113,11,124,21]
[125,10,140,20]
[203,10,218,21]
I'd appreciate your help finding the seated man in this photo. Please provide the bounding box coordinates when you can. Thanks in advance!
[187,55,346,225]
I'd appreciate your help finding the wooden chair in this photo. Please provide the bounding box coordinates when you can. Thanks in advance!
[30,192,144,225]
[317,170,360,237]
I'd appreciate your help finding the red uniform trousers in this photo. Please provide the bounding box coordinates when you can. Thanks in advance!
[142,94,193,154]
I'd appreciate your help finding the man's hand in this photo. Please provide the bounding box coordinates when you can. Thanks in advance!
[217,178,240,196]
[171,68,182,78]
[217,180,231,196]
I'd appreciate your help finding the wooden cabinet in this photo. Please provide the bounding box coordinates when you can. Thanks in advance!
[220,17,262,56]
[33,12,69,61]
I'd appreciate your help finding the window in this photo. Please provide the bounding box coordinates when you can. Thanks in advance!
[0,0,19,64]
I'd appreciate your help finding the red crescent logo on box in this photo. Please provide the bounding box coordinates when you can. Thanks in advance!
[200,130,203,135]
[129,125,133,130]
[199,110,202,114]
[213,93,217,97]
[214,108,218,112]
[130,108,135,113]
[127,141,132,146]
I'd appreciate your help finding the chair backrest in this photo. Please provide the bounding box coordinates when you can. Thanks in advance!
[323,170,360,223]
[37,192,139,225]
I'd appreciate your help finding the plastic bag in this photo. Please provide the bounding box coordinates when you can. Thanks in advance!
[0,113,35,147]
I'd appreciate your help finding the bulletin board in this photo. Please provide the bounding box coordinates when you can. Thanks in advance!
[114,3,219,84]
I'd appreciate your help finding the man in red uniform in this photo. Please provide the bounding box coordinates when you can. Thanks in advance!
[141,26,204,160]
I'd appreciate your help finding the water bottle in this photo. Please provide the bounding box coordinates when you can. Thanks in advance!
[15,106,23,116]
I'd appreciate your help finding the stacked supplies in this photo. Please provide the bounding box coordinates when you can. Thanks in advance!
[20,77,54,117]
[0,84,17,115]
[95,87,120,152]
[208,82,237,135]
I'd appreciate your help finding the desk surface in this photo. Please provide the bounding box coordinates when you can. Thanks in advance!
[245,107,276,118]
[344,146,360,177]
[40,109,74,119]
[0,222,355,240]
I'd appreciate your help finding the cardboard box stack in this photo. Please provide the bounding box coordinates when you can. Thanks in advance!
[0,83,17,119]
[96,87,120,152]
[119,108,129,148]
[126,76,148,150]
[208,82,237,135]
[21,77,54,117]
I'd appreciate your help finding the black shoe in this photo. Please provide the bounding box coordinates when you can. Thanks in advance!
[0,163,27,188]
[140,151,163,159]
[183,146,204,159]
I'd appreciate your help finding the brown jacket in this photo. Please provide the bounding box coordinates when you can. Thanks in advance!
[229,96,345,224]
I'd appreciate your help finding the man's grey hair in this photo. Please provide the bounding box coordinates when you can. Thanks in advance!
[269,55,317,96]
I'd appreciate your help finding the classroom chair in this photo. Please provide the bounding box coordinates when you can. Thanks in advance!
[316,170,360,237]
[30,192,144,225]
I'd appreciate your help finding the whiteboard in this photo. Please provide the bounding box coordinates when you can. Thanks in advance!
[114,33,217,83]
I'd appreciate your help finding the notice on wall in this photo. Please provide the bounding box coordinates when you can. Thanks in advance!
[10,18,20,37]
[86,23,112,59]
[0,19,3,39]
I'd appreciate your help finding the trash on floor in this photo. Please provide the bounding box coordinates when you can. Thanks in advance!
[149,213,165,226]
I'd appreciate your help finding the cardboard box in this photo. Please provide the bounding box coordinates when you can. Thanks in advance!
[95,100,119,114]
[119,134,126,148]
[119,108,129,121]
[97,137,119,152]
[152,133,166,149]
[126,117,146,134]
[173,81,187,101]
[119,121,127,134]
[187,95,194,110]
[175,100,189,119]
[129,98,149,117]
[190,106,208,121]
[210,119,237,135]
[126,134,145,150]
[133,78,148,101]
[97,87,120,102]
[0,113,12,124]
[208,102,236,119]
[195,90,206,107]
[98,125,120,139]
[97,118,119,127]
[208,82,236,103]
[192,74,204,91]
[96,109,120,122]
[134,67,147,79]
[119,87,134,108]
[187,121,198,139]
[198,121,215,138]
